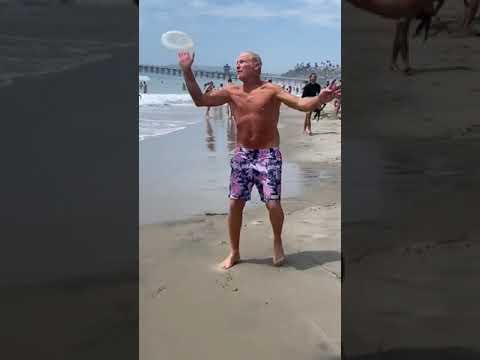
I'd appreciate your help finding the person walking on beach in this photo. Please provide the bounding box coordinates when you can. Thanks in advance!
[226,78,234,119]
[312,104,325,121]
[178,51,340,269]
[204,81,214,117]
[301,73,321,135]
[313,81,327,121]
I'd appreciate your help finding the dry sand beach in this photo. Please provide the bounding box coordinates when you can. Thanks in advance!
[140,104,341,360]
[343,1,480,357]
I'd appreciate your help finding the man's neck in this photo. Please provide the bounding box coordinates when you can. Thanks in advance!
[242,77,263,92]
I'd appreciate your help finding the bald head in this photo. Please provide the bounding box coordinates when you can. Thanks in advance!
[238,51,262,74]
[243,51,262,68]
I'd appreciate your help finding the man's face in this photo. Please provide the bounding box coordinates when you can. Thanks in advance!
[236,53,258,81]
[309,75,317,83]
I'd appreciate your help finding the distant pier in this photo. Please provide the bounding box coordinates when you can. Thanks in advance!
[138,64,308,87]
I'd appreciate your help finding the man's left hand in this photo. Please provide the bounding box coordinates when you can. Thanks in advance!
[319,79,341,104]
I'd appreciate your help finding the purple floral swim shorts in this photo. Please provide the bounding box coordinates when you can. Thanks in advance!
[229,146,282,202]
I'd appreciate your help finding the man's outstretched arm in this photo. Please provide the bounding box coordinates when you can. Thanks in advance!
[275,81,341,112]
[178,51,230,107]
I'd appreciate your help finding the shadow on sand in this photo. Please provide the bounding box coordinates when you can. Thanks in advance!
[242,250,340,271]
[410,65,473,75]
[344,347,480,360]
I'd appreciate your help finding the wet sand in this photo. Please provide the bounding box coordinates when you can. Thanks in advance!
[140,105,309,224]
[140,104,341,359]
[140,104,338,224]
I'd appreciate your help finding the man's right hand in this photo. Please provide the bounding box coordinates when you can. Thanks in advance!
[178,51,194,72]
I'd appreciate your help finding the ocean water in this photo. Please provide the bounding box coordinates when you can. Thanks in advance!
[139,73,238,141]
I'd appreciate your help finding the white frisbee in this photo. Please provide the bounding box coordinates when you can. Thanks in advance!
[161,30,194,50]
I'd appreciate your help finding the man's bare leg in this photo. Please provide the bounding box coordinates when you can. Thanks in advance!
[399,19,413,74]
[390,20,403,71]
[266,200,285,266]
[304,111,313,135]
[308,111,313,135]
[221,199,246,269]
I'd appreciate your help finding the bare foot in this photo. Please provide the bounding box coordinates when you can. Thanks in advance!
[220,252,240,270]
[273,244,285,267]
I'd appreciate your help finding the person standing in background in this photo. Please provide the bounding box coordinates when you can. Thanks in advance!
[301,73,321,135]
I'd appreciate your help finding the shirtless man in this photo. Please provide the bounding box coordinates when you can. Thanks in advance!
[178,50,340,269]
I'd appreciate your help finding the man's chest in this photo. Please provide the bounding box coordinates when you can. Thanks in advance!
[231,90,277,112]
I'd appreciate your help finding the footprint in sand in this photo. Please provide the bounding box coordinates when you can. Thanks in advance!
[215,272,234,289]
[151,284,167,298]
[251,220,264,225]
[215,279,228,289]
